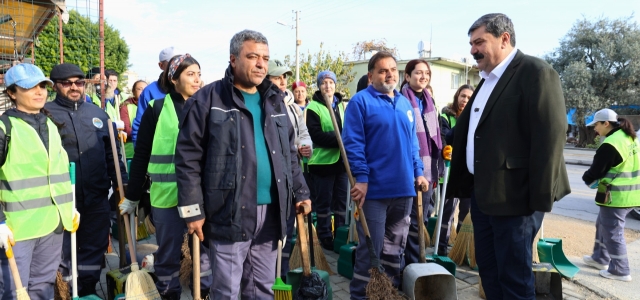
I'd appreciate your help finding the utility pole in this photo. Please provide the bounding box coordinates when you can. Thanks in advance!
[295,10,301,82]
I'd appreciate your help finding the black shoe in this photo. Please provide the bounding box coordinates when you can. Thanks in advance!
[201,288,210,299]
[160,292,180,300]
[320,237,334,251]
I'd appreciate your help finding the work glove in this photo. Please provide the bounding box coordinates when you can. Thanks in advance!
[119,131,128,143]
[69,210,81,233]
[0,222,15,249]
[114,120,125,130]
[588,180,599,189]
[119,198,139,215]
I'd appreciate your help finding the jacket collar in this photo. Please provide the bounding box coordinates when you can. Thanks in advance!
[3,108,47,127]
[54,93,85,110]
[311,91,343,107]
[223,64,280,104]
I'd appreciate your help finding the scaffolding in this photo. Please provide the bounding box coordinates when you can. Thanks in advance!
[0,0,104,113]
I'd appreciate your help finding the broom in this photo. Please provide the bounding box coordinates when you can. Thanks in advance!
[54,272,70,300]
[310,224,334,275]
[179,233,192,287]
[479,277,486,299]
[273,239,293,299]
[449,222,457,246]
[448,213,473,266]
[107,119,161,300]
[6,243,30,300]
[320,96,403,299]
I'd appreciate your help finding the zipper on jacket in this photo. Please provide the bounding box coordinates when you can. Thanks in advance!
[74,101,77,111]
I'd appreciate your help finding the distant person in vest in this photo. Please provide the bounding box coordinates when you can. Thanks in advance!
[103,69,123,122]
[267,60,313,279]
[85,67,101,105]
[436,84,474,255]
[132,46,180,145]
[306,70,349,250]
[120,54,213,300]
[120,80,148,159]
[399,59,444,262]
[175,30,311,299]
[0,63,79,299]
[44,63,128,296]
[582,108,640,282]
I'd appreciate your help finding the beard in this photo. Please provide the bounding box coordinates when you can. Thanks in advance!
[374,80,397,94]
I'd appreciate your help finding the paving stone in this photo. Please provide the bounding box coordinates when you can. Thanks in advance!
[455,269,474,280]
[337,280,350,292]
[331,282,342,292]
[333,289,351,300]
[456,285,483,300]
[455,278,470,290]
[462,275,479,285]
[563,289,586,299]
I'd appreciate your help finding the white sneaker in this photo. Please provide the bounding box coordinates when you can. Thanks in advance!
[599,270,632,282]
[583,255,608,270]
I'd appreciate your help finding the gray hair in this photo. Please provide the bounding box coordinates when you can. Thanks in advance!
[229,30,269,57]
[468,13,516,47]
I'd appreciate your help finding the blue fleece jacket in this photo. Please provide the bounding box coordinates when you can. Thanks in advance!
[343,85,424,200]
[132,80,166,145]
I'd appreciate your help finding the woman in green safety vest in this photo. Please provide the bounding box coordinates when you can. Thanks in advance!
[0,63,79,299]
[440,84,474,138]
[119,80,148,159]
[582,108,640,282]
[119,54,212,299]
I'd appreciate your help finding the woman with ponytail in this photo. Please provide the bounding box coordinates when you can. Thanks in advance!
[0,63,79,299]
[582,108,640,282]
[120,54,212,299]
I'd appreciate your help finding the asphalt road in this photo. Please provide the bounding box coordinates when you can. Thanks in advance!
[552,164,640,231]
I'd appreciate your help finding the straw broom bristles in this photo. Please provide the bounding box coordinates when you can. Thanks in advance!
[310,225,334,275]
[478,277,486,299]
[54,271,70,300]
[144,215,155,235]
[179,233,193,287]
[449,223,457,246]
[448,214,473,266]
[365,267,405,300]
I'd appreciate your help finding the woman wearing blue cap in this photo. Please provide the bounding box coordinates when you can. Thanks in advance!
[0,63,79,299]
[582,108,640,282]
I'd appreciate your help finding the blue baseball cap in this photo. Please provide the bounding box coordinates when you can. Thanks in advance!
[5,63,53,89]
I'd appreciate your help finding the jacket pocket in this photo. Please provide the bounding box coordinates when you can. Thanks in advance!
[506,157,529,169]
[203,155,236,224]
[209,108,238,155]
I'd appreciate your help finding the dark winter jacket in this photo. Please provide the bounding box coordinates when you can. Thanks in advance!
[305,91,346,176]
[175,65,310,242]
[440,105,457,141]
[45,94,128,213]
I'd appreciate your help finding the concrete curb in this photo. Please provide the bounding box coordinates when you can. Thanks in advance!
[564,159,592,166]
[568,277,620,300]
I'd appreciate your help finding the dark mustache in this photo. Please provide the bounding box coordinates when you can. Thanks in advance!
[473,53,484,60]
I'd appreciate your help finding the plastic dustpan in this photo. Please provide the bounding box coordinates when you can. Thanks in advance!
[537,222,580,278]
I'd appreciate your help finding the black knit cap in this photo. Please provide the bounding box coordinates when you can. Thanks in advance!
[50,63,85,81]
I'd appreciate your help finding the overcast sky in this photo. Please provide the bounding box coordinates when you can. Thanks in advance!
[95,0,640,84]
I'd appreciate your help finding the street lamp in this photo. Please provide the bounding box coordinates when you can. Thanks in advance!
[276,11,301,83]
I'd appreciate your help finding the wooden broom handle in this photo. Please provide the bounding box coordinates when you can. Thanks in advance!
[297,203,312,276]
[193,233,201,299]
[417,183,426,263]
[6,244,25,290]
[108,120,136,266]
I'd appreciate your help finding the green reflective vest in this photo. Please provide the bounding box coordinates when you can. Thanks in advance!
[441,113,456,129]
[598,129,640,208]
[306,100,345,165]
[124,103,137,159]
[0,117,74,241]
[90,93,120,122]
[147,95,179,208]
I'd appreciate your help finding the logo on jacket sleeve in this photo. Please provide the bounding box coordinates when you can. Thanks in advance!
[92,118,103,129]
[407,110,414,122]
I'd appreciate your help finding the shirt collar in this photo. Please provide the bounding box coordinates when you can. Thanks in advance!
[480,47,518,80]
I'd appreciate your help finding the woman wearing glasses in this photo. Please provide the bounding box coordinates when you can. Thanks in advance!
[44,63,128,297]
[0,63,79,299]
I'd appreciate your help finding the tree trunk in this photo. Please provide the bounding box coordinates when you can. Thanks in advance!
[577,125,597,148]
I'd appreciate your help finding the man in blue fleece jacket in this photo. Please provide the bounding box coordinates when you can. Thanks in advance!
[343,51,428,299]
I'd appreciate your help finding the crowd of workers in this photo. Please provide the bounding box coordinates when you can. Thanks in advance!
[0,12,638,300]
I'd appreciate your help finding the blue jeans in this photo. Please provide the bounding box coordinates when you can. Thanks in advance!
[471,191,543,300]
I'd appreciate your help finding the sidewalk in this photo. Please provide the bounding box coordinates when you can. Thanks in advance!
[95,233,601,300]
[564,144,596,166]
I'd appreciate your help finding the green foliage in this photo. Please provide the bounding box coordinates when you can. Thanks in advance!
[284,43,355,99]
[35,10,129,80]
[545,15,640,147]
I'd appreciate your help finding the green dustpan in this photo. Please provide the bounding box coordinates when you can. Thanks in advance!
[537,222,580,278]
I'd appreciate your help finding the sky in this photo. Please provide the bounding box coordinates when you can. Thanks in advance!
[95,0,640,84]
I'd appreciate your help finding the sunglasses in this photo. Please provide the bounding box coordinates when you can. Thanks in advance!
[57,80,86,88]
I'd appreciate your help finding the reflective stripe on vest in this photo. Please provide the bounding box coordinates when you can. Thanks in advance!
[124,103,137,159]
[0,117,74,241]
[147,95,179,208]
[599,130,640,208]
[306,100,345,165]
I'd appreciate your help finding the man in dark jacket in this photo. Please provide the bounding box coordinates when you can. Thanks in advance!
[448,14,570,299]
[175,29,311,299]
[45,63,128,297]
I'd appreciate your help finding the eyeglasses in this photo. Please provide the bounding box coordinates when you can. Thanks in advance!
[57,80,86,88]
